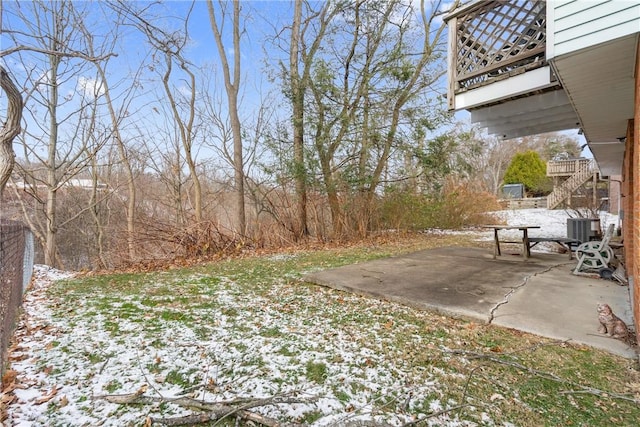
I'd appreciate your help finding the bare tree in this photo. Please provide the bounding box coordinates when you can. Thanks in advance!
[3,0,115,266]
[0,66,23,200]
[206,0,246,236]
[142,109,189,226]
[283,0,346,239]
[86,131,109,268]
[87,49,142,263]
[160,45,202,223]
[117,0,206,225]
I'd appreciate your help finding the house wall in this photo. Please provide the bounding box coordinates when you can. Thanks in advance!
[628,40,640,343]
[624,119,637,341]
[548,0,640,59]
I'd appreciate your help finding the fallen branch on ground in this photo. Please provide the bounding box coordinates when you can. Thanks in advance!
[94,392,314,426]
[148,409,299,427]
[447,348,640,405]
[399,404,472,427]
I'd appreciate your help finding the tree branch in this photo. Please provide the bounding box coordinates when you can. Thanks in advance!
[447,348,640,404]
[95,392,315,426]
[0,65,24,198]
[0,45,117,61]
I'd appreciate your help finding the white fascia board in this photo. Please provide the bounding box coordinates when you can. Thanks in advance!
[454,66,559,110]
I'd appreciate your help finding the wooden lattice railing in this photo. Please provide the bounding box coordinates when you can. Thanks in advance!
[448,0,547,94]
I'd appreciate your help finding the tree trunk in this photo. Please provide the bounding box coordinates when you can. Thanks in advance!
[93,61,137,262]
[0,140,15,203]
[185,148,202,222]
[89,155,108,269]
[162,54,202,223]
[316,138,343,238]
[44,185,58,266]
[207,0,246,236]
[43,53,61,267]
[290,0,308,239]
[0,66,23,200]
[230,90,245,236]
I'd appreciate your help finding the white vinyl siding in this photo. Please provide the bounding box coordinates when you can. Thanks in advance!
[549,0,640,59]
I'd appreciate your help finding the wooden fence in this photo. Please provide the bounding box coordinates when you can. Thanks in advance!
[499,197,548,209]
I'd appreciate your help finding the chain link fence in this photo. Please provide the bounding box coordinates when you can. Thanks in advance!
[1,220,34,379]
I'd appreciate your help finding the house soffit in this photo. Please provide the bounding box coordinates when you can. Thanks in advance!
[469,88,580,140]
[551,34,638,176]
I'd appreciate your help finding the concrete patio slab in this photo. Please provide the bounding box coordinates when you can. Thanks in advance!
[304,246,636,359]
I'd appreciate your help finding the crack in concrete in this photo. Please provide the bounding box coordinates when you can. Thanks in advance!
[488,262,573,324]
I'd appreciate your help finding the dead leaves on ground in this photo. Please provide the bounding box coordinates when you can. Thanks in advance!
[34,385,58,405]
[1,374,66,426]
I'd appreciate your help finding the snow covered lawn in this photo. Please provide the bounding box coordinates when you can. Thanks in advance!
[4,264,472,426]
[3,209,637,426]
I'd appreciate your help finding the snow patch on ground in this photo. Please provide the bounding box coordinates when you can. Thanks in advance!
[478,209,619,255]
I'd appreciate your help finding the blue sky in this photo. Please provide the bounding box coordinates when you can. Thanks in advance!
[0,1,296,163]
[1,0,453,122]
[1,0,588,168]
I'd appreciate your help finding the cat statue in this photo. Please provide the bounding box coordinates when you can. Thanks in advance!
[597,303,629,341]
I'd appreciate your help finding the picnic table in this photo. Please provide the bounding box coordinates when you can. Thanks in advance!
[482,225,540,260]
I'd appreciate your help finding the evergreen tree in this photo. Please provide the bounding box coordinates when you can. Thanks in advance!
[503,150,550,196]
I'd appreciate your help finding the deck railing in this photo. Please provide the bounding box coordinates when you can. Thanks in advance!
[447,0,547,104]
[547,159,594,177]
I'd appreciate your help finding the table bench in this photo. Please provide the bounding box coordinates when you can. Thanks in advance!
[527,237,582,260]
[482,225,540,260]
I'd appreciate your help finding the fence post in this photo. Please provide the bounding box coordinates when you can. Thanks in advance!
[22,229,34,292]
